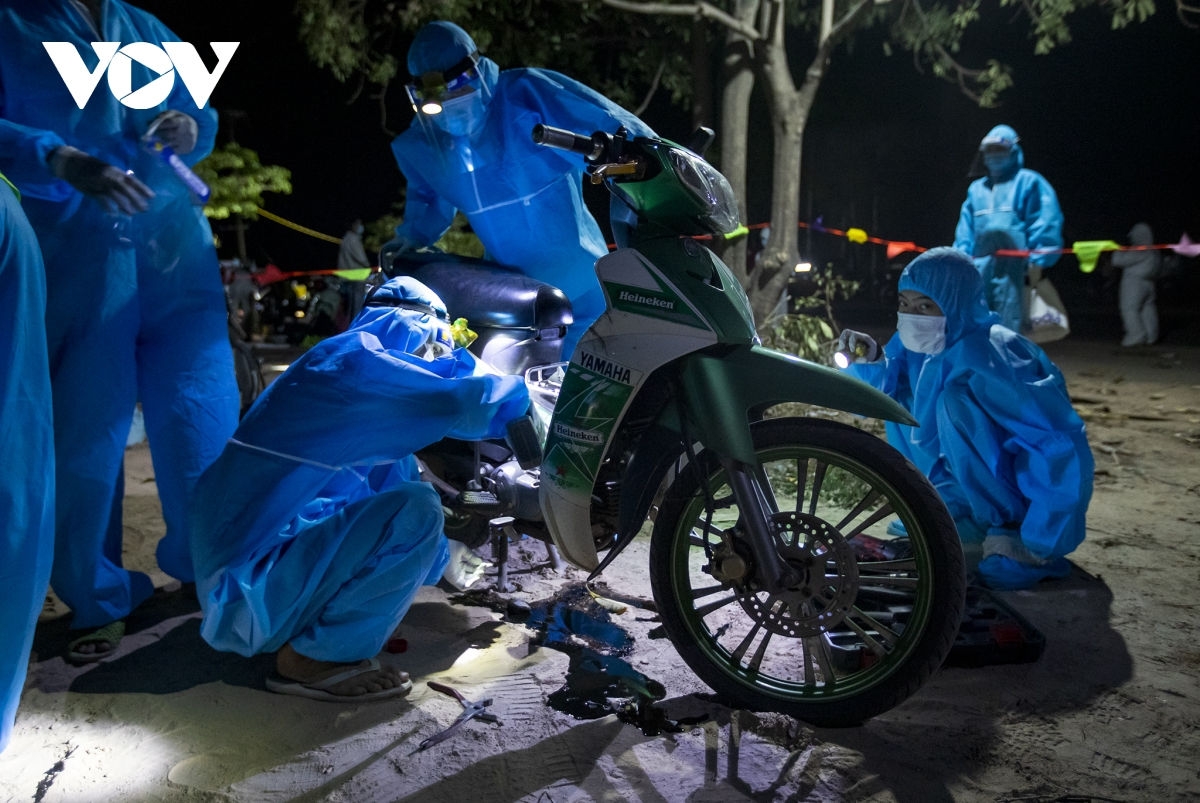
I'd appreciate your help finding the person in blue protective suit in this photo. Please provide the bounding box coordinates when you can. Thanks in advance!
[953,124,1065,333]
[386,20,657,359]
[835,247,1094,590]
[0,172,55,753]
[0,1,240,663]
[189,276,528,701]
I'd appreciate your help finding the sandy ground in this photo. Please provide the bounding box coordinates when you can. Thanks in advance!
[2,328,1199,803]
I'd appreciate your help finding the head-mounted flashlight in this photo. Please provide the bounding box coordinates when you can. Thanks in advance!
[407,52,480,115]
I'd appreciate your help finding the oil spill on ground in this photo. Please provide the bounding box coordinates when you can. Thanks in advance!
[524,584,694,736]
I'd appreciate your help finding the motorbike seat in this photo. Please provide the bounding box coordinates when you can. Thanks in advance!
[398,259,573,332]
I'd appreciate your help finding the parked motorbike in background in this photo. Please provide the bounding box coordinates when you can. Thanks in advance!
[382,124,965,727]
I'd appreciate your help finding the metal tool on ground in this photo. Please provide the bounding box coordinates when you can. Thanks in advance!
[416,681,501,751]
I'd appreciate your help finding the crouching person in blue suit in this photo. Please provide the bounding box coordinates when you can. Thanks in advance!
[836,247,1094,591]
[190,277,529,701]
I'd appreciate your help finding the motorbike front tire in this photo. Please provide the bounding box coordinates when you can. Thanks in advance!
[649,417,965,727]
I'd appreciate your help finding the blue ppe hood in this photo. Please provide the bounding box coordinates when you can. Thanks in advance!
[898,247,998,346]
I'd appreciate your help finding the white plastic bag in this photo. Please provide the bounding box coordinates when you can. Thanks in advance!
[1024,276,1070,343]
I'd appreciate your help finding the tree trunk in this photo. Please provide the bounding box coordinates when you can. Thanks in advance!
[718,0,759,285]
[690,17,714,130]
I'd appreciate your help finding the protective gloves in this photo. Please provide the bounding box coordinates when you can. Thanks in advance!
[835,329,880,364]
[146,110,199,155]
[48,146,155,215]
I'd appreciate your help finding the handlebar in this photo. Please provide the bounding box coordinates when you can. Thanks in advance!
[531,124,604,160]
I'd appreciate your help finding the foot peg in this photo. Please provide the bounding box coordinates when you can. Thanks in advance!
[458,489,502,509]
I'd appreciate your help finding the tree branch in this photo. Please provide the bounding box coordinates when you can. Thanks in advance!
[902,0,990,104]
[570,0,763,40]
[634,56,667,116]
[1179,0,1200,27]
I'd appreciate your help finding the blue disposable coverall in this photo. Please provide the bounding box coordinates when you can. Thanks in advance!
[0,1,239,629]
[0,174,55,753]
[391,20,656,359]
[190,277,529,662]
[953,124,1064,333]
[846,247,1094,590]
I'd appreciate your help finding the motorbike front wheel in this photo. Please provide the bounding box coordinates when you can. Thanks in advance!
[650,417,965,727]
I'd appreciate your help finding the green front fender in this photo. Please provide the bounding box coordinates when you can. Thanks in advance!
[675,345,915,465]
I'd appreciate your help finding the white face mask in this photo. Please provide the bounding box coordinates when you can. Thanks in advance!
[897,313,947,354]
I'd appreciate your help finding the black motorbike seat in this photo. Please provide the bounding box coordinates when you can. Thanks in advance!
[397,259,573,331]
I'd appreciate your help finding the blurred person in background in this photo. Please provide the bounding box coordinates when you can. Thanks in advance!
[1111,221,1160,347]
[954,124,1064,333]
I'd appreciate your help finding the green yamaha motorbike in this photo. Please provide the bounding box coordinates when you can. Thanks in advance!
[393,124,966,727]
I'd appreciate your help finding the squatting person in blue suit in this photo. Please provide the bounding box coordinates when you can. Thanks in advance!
[190,277,528,701]
[0,0,240,662]
[0,172,55,753]
[385,20,657,360]
[953,124,1065,333]
[836,247,1094,590]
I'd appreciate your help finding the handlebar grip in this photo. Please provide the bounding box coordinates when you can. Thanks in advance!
[532,124,596,155]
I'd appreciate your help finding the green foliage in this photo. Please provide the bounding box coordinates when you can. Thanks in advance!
[194,143,292,221]
[365,206,484,260]
[758,268,860,363]
[293,0,692,119]
[435,214,486,258]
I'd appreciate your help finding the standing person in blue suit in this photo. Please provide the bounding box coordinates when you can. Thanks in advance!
[385,20,657,360]
[836,247,1094,590]
[953,124,1065,333]
[0,0,240,662]
[190,277,528,701]
[0,172,55,753]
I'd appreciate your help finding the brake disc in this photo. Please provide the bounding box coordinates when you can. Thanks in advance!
[735,511,860,638]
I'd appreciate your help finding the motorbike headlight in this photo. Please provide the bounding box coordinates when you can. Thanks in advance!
[668,147,741,235]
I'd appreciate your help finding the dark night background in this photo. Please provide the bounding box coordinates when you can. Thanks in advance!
[137,0,1199,316]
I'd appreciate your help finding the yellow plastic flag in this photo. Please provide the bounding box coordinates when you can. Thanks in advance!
[846,227,868,244]
[451,317,477,348]
[334,268,374,281]
[723,223,750,241]
[1072,240,1120,274]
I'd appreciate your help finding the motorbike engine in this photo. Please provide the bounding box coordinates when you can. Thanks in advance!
[486,459,542,520]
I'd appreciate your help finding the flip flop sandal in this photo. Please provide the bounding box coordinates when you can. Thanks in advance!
[264,657,413,702]
[66,620,126,664]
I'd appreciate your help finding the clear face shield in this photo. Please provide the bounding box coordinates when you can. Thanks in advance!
[405,53,493,157]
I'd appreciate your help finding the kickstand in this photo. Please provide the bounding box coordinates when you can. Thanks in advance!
[489,516,566,593]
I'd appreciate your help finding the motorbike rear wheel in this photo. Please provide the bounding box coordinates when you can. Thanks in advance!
[649,417,965,727]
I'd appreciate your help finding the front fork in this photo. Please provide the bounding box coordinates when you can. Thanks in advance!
[722,457,802,594]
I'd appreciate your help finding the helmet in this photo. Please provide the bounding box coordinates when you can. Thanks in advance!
[363,276,454,360]
[407,21,478,78]
[406,22,481,115]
